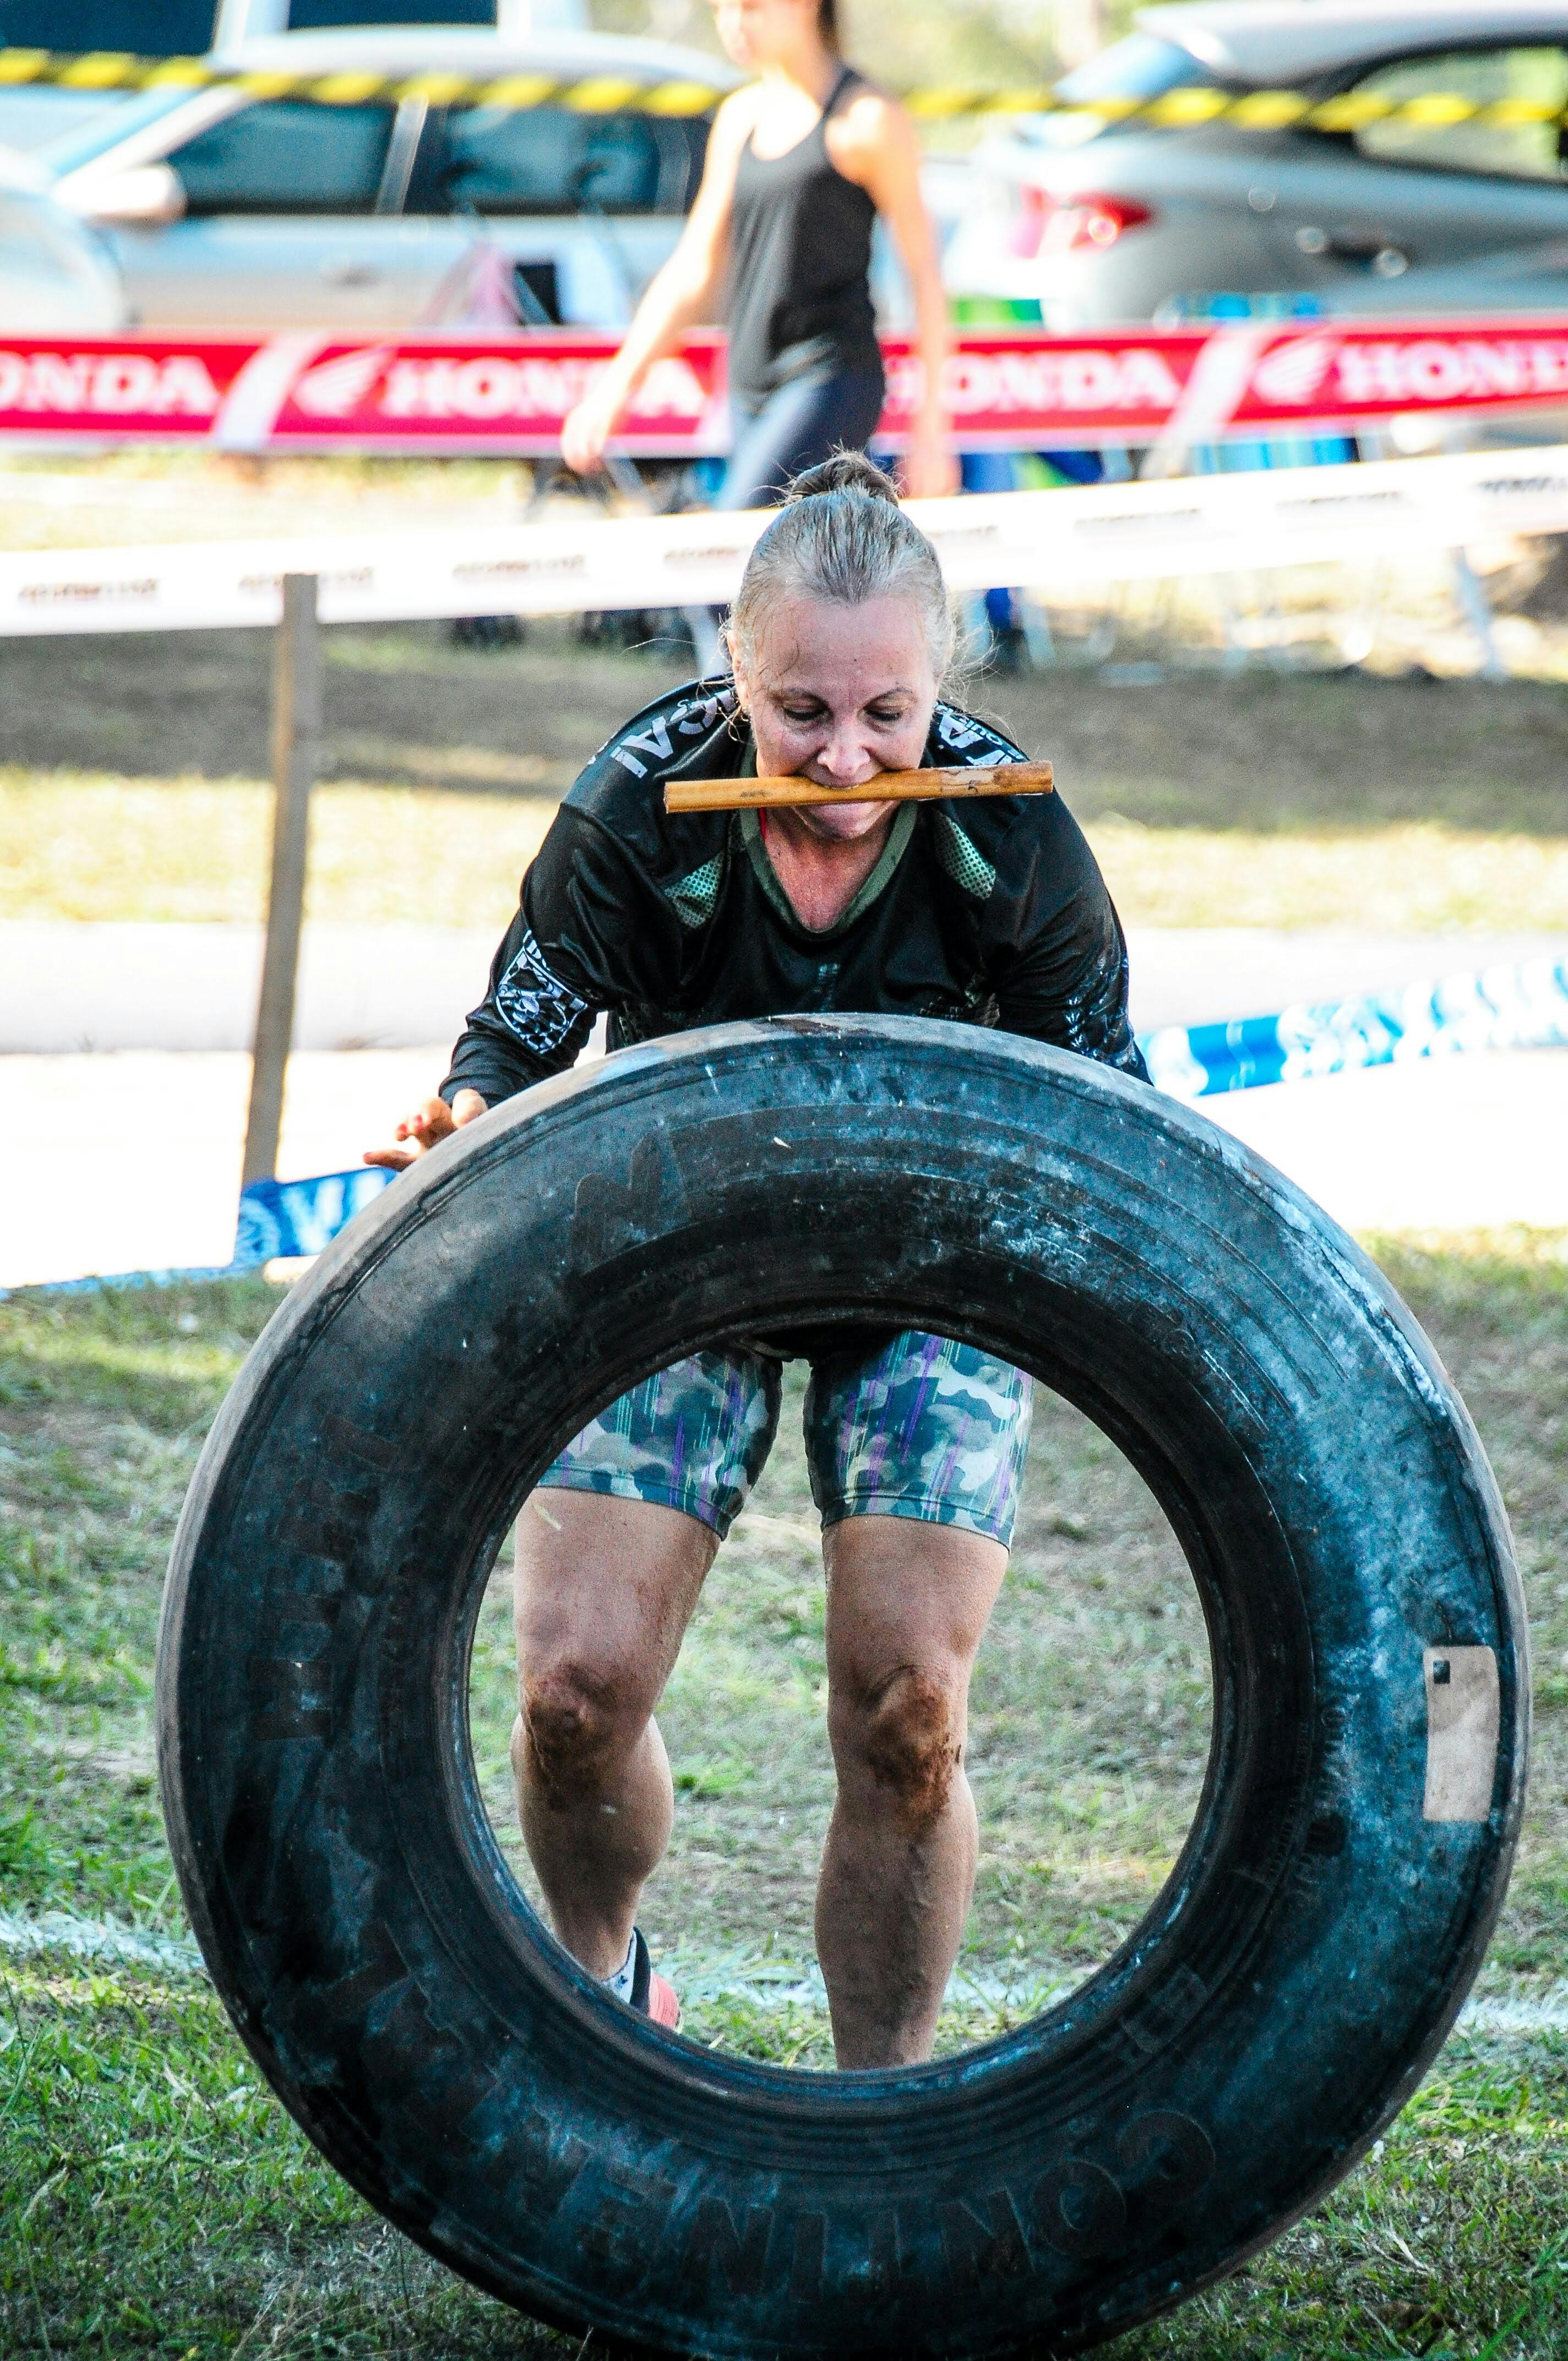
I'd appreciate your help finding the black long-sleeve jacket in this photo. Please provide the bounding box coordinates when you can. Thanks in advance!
[440,677,1147,1106]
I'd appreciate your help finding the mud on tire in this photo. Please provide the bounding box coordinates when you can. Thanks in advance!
[158,1016,1526,2358]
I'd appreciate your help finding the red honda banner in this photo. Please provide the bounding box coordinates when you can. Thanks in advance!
[1,321,1566,453]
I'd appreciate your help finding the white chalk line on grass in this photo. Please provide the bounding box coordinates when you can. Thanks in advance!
[6,1908,1568,2041]
[1460,1984,1568,2036]
[0,1907,208,1976]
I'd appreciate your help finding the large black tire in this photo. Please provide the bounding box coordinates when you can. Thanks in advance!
[157,1018,1526,2358]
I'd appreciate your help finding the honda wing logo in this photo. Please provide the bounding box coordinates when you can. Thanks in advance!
[290,345,394,421]
[1251,334,1341,409]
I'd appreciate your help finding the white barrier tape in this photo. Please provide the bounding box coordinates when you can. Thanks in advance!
[2,443,1567,636]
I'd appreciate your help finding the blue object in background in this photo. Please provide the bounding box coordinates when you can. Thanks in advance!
[1140,958,1568,1101]
[959,448,1109,639]
[959,449,1022,633]
[1036,448,1106,486]
[1162,292,1357,471]
[232,1167,394,1269]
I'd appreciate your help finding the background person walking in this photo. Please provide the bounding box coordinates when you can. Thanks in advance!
[560,0,957,517]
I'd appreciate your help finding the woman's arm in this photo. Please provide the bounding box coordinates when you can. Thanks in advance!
[830,92,958,500]
[987,801,1149,1081]
[561,92,755,476]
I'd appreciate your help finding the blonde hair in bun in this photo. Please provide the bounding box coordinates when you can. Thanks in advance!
[726,449,954,682]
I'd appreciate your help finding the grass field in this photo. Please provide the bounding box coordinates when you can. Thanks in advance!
[4,623,1568,935]
[5,1237,1568,2355]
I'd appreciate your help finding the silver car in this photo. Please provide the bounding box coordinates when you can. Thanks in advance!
[944,0,1568,326]
[0,146,130,331]
[35,23,738,330]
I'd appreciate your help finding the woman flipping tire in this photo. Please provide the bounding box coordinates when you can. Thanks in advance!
[363,453,1145,2069]
[159,1016,1525,2358]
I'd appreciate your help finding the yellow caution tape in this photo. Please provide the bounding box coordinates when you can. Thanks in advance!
[0,47,1564,127]
[1048,84,1568,133]
[0,46,730,111]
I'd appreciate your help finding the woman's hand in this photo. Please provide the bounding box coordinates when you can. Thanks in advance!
[364,1089,487,1173]
[561,383,621,477]
[900,416,960,501]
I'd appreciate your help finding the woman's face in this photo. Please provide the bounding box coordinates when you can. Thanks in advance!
[734,592,940,843]
[710,0,820,72]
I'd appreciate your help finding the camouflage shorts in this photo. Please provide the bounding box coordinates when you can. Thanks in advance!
[539,1331,1032,1547]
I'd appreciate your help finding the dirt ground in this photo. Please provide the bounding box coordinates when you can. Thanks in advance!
[471,1366,1208,2049]
[6,619,1567,836]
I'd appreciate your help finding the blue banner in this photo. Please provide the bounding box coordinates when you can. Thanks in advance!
[232,1166,393,1269]
[1139,954,1568,1101]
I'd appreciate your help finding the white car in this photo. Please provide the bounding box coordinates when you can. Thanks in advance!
[0,146,130,333]
[34,22,739,331]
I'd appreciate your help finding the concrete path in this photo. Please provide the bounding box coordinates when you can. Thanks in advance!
[3,918,1565,1289]
[6,922,1564,1053]
[4,1034,1565,1292]
[1205,1048,1568,1235]
[1128,928,1566,1032]
[3,1047,438,1288]
[2,923,494,1055]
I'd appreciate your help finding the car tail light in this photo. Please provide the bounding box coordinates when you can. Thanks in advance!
[1011,189,1154,259]
[1009,184,1053,257]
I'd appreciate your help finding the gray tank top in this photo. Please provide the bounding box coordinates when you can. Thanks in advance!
[725,66,884,407]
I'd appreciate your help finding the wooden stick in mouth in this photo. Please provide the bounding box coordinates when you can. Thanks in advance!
[664,761,1053,814]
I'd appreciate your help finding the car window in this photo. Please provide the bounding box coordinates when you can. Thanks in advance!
[1348,46,1568,182]
[1055,34,1216,105]
[167,100,396,216]
[420,104,705,217]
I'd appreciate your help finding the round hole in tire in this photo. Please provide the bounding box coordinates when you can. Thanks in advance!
[466,1332,1213,2052]
[157,1018,1527,2357]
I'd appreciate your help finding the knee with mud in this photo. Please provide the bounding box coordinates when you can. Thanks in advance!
[838,1663,966,1831]
[516,1662,648,1802]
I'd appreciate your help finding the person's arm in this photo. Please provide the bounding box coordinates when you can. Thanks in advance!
[364,761,707,1173]
[364,815,607,1172]
[560,93,755,476]
[362,884,597,1172]
[986,803,1150,1080]
[831,91,957,501]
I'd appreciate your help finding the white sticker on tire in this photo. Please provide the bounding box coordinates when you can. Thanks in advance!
[1423,1645,1499,1823]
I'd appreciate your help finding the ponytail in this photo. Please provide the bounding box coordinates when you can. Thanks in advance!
[819,0,839,48]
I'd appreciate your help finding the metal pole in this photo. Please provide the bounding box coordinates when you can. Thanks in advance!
[242,573,320,1188]
[1452,550,1508,682]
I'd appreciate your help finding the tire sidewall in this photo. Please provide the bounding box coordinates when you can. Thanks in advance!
[157,1019,1526,2357]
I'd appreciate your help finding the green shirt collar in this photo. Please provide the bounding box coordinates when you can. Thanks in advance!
[739,794,918,939]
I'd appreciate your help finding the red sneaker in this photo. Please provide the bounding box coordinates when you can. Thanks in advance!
[629,1927,680,2029]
